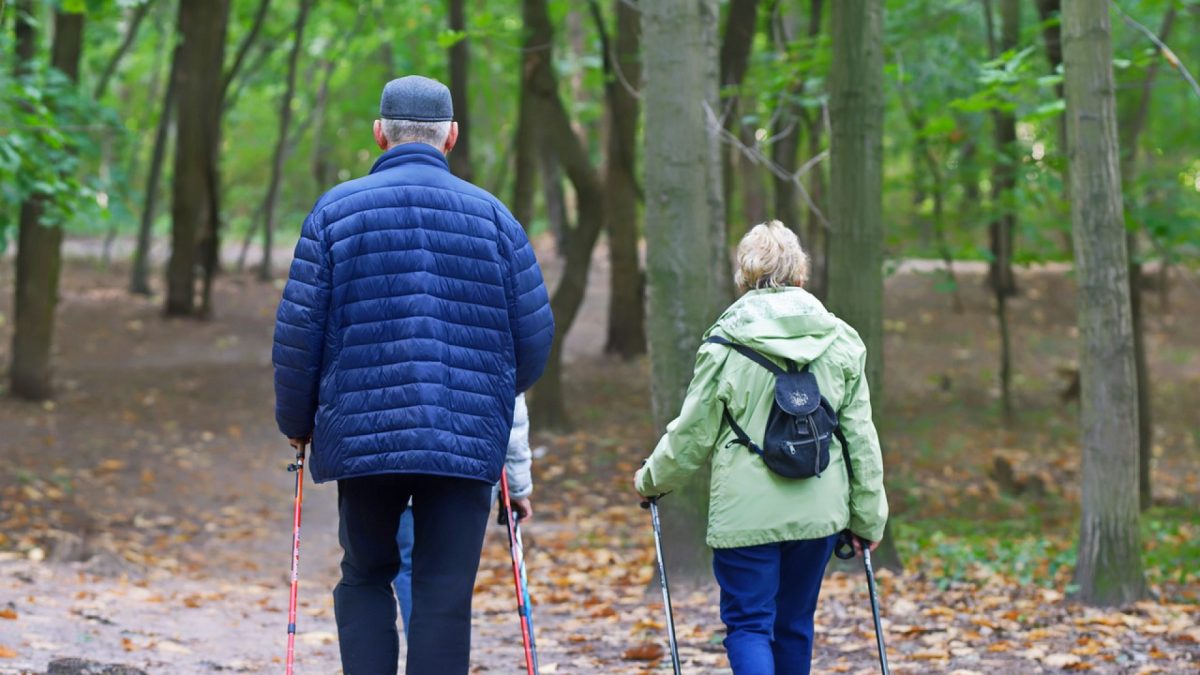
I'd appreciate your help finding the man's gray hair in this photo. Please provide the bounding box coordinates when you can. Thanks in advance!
[381,119,452,148]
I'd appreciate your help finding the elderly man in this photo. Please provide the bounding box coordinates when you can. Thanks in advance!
[272,75,554,675]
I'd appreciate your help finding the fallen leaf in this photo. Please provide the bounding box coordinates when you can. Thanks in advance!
[622,643,665,661]
[0,609,16,620]
[1044,653,1082,668]
[0,646,15,658]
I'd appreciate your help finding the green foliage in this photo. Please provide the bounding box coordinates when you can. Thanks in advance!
[0,34,108,250]
[895,507,1199,601]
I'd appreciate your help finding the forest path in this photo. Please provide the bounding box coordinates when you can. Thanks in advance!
[1,241,1198,673]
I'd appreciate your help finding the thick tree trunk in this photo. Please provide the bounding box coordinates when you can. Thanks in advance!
[522,0,607,431]
[258,0,312,282]
[9,7,83,401]
[1062,0,1146,606]
[826,0,900,571]
[642,0,726,583]
[600,0,646,359]
[447,0,473,181]
[166,0,229,316]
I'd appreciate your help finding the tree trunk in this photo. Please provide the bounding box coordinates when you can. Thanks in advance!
[258,0,312,282]
[511,52,538,228]
[983,0,1019,419]
[131,47,179,296]
[9,6,84,401]
[166,0,229,316]
[642,0,726,583]
[803,107,829,299]
[986,0,1019,299]
[826,0,899,571]
[1116,7,1175,512]
[447,0,473,181]
[522,0,607,431]
[1062,0,1146,607]
[600,0,646,359]
[717,0,760,235]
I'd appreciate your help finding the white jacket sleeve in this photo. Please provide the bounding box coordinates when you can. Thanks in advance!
[504,394,533,498]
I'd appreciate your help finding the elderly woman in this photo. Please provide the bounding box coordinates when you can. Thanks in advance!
[634,221,888,674]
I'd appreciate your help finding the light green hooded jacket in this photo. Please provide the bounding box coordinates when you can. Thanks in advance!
[635,287,888,548]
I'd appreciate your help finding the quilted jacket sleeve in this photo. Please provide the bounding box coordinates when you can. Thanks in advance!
[273,210,332,439]
[498,209,554,394]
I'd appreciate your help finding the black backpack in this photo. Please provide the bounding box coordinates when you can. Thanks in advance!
[705,336,850,480]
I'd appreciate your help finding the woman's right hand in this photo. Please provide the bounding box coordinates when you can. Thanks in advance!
[852,537,880,556]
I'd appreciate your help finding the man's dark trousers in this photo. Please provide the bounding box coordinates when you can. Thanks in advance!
[333,473,492,675]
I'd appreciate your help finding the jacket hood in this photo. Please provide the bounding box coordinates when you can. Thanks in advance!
[709,287,840,364]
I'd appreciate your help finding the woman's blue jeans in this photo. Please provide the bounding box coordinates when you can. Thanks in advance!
[712,535,837,675]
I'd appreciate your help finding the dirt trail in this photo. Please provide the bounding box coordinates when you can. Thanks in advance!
[1,241,1198,674]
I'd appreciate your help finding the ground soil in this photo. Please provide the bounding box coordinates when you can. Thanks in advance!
[0,242,1197,673]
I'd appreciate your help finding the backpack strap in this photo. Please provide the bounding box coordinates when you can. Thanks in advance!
[834,426,854,483]
[721,406,765,457]
[704,336,790,375]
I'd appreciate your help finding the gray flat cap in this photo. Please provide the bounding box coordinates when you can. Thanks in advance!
[379,76,454,122]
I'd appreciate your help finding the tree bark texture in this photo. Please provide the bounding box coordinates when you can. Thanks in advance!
[826,0,900,570]
[447,0,473,181]
[1062,0,1146,606]
[642,0,726,582]
[521,0,607,431]
[166,0,229,316]
[1117,7,1175,512]
[9,7,83,401]
[258,0,312,282]
[600,0,646,359]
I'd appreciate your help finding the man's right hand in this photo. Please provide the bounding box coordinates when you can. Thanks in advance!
[288,436,311,451]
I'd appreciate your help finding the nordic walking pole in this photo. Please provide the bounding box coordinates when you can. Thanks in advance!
[862,545,890,675]
[285,440,307,675]
[835,532,890,674]
[499,471,538,675]
[641,497,681,675]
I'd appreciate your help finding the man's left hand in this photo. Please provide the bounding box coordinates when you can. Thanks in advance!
[288,436,311,451]
[511,497,533,523]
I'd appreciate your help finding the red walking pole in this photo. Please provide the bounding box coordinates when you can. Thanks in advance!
[285,442,307,675]
[499,471,538,675]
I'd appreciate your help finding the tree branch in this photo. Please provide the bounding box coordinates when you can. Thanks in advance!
[221,0,272,103]
[1112,0,1200,100]
[93,0,153,100]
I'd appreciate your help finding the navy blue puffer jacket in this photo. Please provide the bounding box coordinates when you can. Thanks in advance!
[272,143,554,484]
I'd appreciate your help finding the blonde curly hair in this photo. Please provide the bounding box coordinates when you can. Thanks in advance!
[734,220,809,293]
